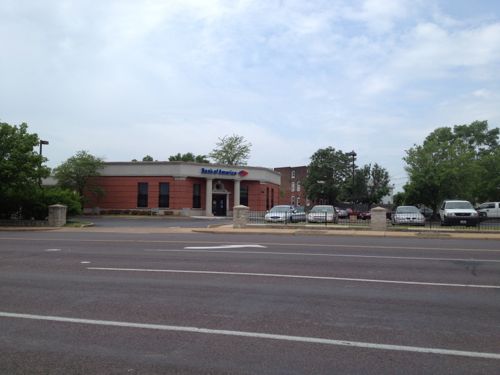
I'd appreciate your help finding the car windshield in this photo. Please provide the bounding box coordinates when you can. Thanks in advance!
[270,206,291,212]
[446,202,474,209]
[311,206,333,213]
[396,206,420,214]
[294,207,305,213]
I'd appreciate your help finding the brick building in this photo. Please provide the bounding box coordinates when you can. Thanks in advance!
[274,166,309,207]
[84,162,280,216]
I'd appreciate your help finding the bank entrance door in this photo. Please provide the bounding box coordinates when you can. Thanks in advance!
[212,194,227,216]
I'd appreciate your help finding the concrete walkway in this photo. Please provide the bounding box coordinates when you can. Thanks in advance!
[2,223,498,240]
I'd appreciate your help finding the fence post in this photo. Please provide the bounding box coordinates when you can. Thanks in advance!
[233,205,249,228]
[48,204,67,227]
[370,206,387,231]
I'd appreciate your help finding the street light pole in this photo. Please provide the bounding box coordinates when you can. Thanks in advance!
[347,151,356,202]
[39,140,49,156]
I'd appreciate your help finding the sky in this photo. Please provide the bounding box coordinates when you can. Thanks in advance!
[1,0,500,191]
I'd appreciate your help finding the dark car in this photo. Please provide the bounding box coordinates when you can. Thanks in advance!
[289,206,306,222]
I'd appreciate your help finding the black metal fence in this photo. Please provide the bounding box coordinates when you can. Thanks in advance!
[249,210,500,232]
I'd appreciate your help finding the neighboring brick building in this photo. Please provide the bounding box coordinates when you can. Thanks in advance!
[274,166,309,207]
[83,162,280,216]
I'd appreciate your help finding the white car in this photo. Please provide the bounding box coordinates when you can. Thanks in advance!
[307,205,338,223]
[439,200,479,226]
[392,206,425,226]
[264,205,295,223]
[477,202,500,219]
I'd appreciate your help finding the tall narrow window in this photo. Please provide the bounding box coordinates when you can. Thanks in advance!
[240,185,249,206]
[193,184,201,208]
[291,170,296,179]
[159,183,169,208]
[271,188,275,207]
[137,182,148,208]
[291,182,295,192]
[297,181,301,192]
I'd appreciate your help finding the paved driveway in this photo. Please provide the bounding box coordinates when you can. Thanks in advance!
[80,215,232,228]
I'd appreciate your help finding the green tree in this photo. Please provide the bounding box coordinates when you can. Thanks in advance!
[142,155,154,161]
[209,134,251,165]
[303,147,351,204]
[54,151,104,207]
[0,122,50,218]
[168,152,209,163]
[403,120,499,210]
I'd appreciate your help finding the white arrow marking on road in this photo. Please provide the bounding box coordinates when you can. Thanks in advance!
[0,312,499,360]
[184,244,267,250]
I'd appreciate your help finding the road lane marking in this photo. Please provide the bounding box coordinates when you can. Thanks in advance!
[2,237,500,253]
[45,249,61,252]
[184,245,267,250]
[0,312,499,360]
[86,267,500,289]
[145,249,500,263]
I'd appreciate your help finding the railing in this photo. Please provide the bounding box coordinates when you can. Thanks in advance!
[248,211,500,232]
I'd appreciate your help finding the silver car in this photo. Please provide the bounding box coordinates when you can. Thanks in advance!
[264,205,295,223]
[392,206,426,226]
[307,205,338,223]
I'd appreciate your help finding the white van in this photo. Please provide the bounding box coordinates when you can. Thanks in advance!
[477,202,500,219]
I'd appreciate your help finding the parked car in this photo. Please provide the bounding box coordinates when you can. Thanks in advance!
[307,205,338,223]
[392,206,425,226]
[357,211,371,220]
[418,205,434,218]
[439,200,479,226]
[477,202,500,219]
[335,207,348,219]
[264,205,295,223]
[289,206,306,223]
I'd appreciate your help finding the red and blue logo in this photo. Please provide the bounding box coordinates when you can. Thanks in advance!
[239,170,249,177]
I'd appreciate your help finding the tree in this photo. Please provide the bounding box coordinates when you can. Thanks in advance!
[0,122,50,218]
[142,155,154,161]
[209,134,251,165]
[54,151,104,207]
[168,152,209,163]
[403,120,499,210]
[303,147,351,204]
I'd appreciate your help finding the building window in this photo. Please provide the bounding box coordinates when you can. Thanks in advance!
[159,183,169,208]
[137,182,148,208]
[297,181,301,192]
[266,187,270,210]
[193,184,201,208]
[296,197,301,206]
[271,188,274,207]
[291,182,295,192]
[291,196,296,205]
[291,170,296,179]
[240,185,249,206]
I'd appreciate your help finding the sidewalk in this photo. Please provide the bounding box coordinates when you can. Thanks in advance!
[9,223,495,240]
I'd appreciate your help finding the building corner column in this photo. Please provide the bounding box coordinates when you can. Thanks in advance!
[234,179,241,208]
[205,178,213,217]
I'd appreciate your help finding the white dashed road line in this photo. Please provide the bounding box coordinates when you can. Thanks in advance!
[0,312,499,360]
[86,267,500,289]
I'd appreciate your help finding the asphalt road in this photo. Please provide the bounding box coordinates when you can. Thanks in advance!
[1,231,500,374]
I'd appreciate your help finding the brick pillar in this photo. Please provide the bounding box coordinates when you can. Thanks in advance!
[233,205,249,228]
[370,206,387,231]
[48,204,67,227]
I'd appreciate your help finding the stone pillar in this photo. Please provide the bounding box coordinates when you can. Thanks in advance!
[205,178,213,217]
[233,179,241,208]
[370,206,387,231]
[48,204,67,227]
[233,205,249,228]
